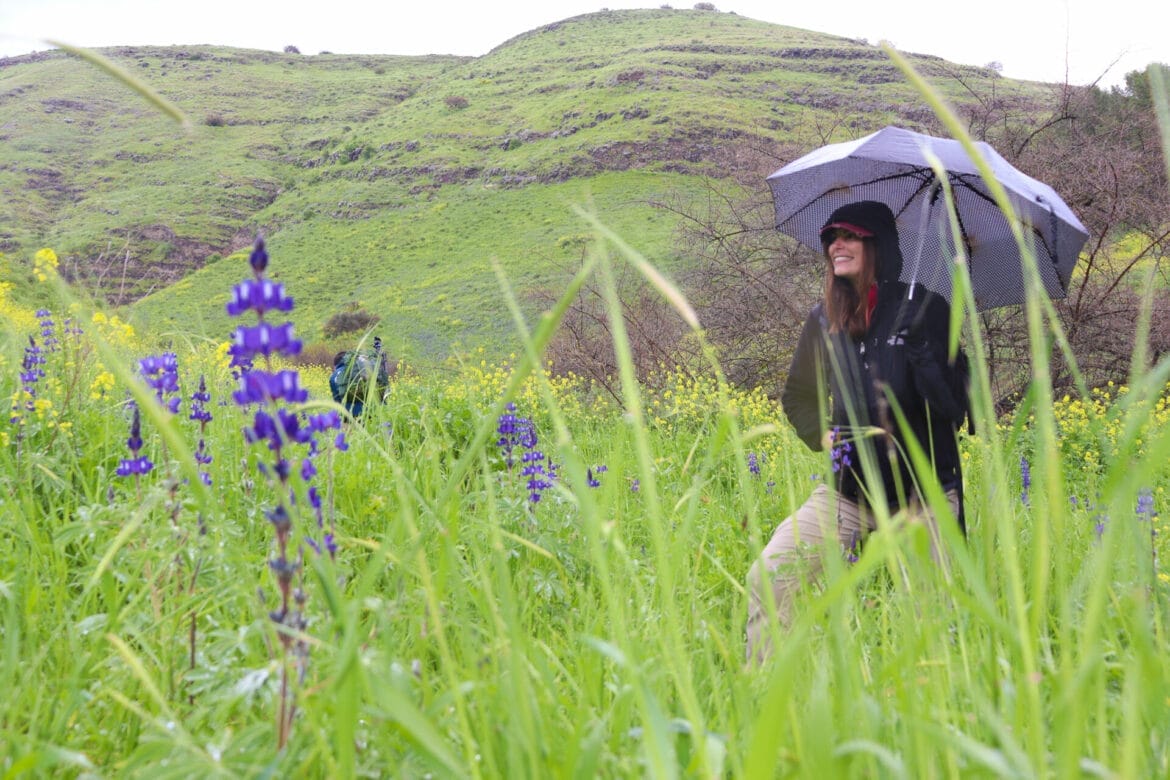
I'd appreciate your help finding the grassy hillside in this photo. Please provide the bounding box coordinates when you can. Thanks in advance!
[0,8,1045,365]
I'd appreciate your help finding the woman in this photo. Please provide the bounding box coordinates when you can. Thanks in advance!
[746,200,970,663]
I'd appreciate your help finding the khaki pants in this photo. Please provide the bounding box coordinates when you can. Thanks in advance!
[745,482,960,664]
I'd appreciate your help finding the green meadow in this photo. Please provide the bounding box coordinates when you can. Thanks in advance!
[2,12,1170,780]
[5,189,1170,777]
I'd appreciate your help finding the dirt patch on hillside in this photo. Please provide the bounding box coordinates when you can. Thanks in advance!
[58,226,229,307]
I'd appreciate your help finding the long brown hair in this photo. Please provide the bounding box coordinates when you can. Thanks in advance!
[823,239,877,338]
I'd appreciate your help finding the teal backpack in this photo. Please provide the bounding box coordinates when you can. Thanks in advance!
[330,349,387,404]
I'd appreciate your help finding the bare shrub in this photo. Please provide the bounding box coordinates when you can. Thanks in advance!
[445,95,469,110]
[283,45,301,54]
[537,259,698,402]
[969,72,1170,407]
[204,112,226,127]
[322,308,380,339]
[657,136,822,393]
[693,2,717,9]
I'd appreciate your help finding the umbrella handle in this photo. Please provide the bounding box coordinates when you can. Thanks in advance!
[907,179,942,301]
[1036,193,1060,271]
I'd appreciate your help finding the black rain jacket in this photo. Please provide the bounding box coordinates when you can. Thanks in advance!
[781,201,971,527]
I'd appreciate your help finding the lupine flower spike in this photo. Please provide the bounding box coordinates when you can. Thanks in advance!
[190,374,213,489]
[116,404,154,498]
[139,352,182,413]
[497,402,556,504]
[226,233,344,748]
[829,428,853,474]
[1019,456,1031,507]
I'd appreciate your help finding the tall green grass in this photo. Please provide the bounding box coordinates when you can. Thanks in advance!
[1,59,1169,780]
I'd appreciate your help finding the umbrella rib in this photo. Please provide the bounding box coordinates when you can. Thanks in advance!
[778,166,937,225]
[949,173,1062,270]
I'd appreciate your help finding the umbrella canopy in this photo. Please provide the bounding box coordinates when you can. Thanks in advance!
[767,126,1090,310]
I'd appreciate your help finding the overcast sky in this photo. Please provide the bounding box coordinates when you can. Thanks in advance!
[1,0,1165,90]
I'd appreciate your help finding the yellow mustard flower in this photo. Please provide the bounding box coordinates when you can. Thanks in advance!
[34,248,59,282]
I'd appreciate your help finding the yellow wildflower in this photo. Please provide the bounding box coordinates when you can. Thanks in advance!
[90,370,116,400]
[34,248,59,282]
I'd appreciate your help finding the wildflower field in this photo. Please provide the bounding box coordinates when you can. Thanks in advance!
[3,223,1170,780]
[2,49,1169,776]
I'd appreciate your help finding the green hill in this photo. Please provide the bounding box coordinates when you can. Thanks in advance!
[0,8,1044,365]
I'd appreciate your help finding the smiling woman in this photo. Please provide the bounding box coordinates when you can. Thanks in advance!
[746,199,973,663]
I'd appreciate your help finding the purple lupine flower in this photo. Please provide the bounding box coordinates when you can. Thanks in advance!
[226,232,350,747]
[587,468,601,488]
[62,317,84,339]
[497,402,535,471]
[249,235,269,273]
[829,428,853,474]
[116,456,154,476]
[230,322,303,361]
[189,374,214,485]
[307,484,324,527]
[232,369,309,406]
[1094,514,1109,539]
[116,405,154,478]
[190,374,213,424]
[1137,488,1156,521]
[517,424,538,450]
[11,336,45,426]
[194,440,212,467]
[306,410,342,433]
[747,452,760,476]
[139,352,181,413]
[1137,488,1161,576]
[228,346,254,380]
[226,278,294,317]
[193,432,213,483]
[631,478,640,493]
[842,530,862,564]
[1019,456,1031,506]
[36,309,59,352]
[520,449,554,503]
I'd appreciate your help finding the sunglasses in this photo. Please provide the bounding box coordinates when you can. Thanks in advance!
[822,228,866,243]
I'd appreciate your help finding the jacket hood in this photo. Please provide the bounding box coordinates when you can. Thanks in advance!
[821,200,903,284]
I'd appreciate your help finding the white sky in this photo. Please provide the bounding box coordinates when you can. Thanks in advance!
[1,0,1165,90]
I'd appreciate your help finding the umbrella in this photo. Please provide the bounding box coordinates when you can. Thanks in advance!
[766,126,1089,310]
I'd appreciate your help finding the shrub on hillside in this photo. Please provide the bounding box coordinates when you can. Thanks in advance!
[613,70,645,84]
[322,308,380,339]
[445,95,469,110]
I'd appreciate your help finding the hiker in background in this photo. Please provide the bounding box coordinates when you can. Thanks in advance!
[329,336,392,419]
[745,200,971,664]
